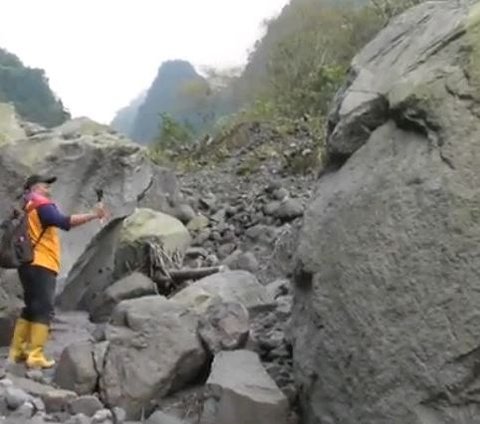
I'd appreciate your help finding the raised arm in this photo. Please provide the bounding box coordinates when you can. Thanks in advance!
[37,204,105,230]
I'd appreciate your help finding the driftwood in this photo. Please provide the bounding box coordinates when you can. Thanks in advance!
[152,265,225,285]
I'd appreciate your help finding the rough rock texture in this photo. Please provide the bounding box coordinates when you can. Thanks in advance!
[201,350,289,424]
[99,296,207,420]
[146,410,186,424]
[0,117,179,278]
[89,272,157,323]
[171,271,274,314]
[0,103,26,145]
[293,2,480,424]
[198,302,250,354]
[56,209,190,313]
[53,342,98,396]
[0,271,23,346]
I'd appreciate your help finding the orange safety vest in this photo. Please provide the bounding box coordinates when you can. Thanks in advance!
[25,196,62,274]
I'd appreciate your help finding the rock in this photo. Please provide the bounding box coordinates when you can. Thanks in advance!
[266,279,290,299]
[171,271,274,314]
[201,350,288,424]
[92,409,112,424]
[216,243,236,259]
[198,302,250,354]
[263,201,280,216]
[10,401,34,419]
[0,116,179,279]
[65,413,92,424]
[272,188,289,201]
[111,407,127,424]
[57,208,190,312]
[146,410,185,424]
[0,271,24,346]
[273,199,303,221]
[100,296,207,420]
[222,251,259,273]
[69,396,104,417]
[187,215,209,232]
[53,342,98,395]
[8,375,77,413]
[5,387,32,410]
[89,272,157,323]
[172,204,196,225]
[0,103,26,145]
[292,2,480,423]
[26,370,45,384]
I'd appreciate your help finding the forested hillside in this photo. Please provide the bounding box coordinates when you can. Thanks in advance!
[0,48,70,127]
[115,0,423,154]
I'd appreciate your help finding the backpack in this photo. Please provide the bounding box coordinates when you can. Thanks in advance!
[0,202,45,269]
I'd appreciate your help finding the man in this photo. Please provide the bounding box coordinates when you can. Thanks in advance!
[8,174,107,369]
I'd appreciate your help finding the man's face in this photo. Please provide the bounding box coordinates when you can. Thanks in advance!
[32,182,51,197]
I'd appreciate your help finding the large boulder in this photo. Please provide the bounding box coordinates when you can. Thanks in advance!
[171,271,274,314]
[201,350,289,424]
[0,116,179,278]
[89,272,158,323]
[56,208,191,313]
[0,103,25,145]
[0,270,24,346]
[292,2,480,424]
[99,296,207,420]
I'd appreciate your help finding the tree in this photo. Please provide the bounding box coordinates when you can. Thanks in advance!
[153,113,193,150]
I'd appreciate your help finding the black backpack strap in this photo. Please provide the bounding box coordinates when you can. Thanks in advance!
[32,226,47,250]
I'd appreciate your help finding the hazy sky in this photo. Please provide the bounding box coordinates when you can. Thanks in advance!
[0,0,289,124]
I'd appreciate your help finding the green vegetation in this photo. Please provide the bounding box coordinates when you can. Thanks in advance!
[146,0,426,173]
[0,48,70,127]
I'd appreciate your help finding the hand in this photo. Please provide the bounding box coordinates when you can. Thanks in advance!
[93,203,108,220]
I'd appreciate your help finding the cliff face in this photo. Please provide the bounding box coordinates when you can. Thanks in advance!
[292,1,480,423]
[128,60,205,144]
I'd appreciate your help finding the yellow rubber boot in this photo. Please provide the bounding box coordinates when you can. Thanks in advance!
[26,323,55,369]
[8,318,31,363]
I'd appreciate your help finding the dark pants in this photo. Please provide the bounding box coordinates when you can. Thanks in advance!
[18,265,56,325]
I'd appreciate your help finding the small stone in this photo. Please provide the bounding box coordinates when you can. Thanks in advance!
[223,251,259,273]
[111,406,126,424]
[274,199,304,221]
[187,215,209,232]
[273,188,289,201]
[198,302,250,354]
[69,396,104,417]
[26,370,45,383]
[267,280,290,299]
[146,410,185,424]
[173,204,196,225]
[31,397,46,413]
[0,379,13,389]
[264,201,281,216]
[92,408,112,424]
[5,387,31,410]
[66,413,93,424]
[10,401,34,419]
[217,243,236,259]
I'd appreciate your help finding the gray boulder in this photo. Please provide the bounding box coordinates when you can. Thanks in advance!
[293,2,480,424]
[201,350,288,424]
[0,103,25,145]
[171,271,274,314]
[99,296,207,420]
[69,396,104,417]
[0,271,23,346]
[56,208,190,313]
[0,116,179,279]
[198,302,250,354]
[146,411,186,424]
[53,342,98,395]
[89,272,157,323]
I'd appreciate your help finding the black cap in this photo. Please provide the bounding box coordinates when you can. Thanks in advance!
[23,174,57,190]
